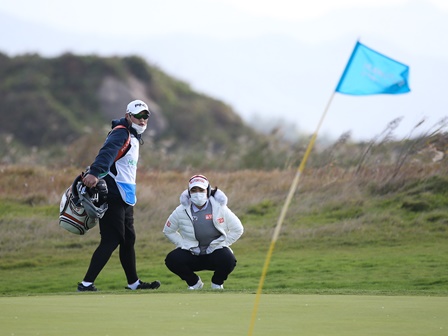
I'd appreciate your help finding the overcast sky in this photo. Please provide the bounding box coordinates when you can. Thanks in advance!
[1,0,448,141]
[1,0,447,40]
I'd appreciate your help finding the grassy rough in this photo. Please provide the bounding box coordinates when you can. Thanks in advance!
[0,164,447,296]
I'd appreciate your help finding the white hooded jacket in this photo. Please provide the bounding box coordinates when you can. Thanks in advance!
[163,189,244,254]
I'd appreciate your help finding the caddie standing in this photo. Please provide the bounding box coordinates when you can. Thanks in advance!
[77,99,160,292]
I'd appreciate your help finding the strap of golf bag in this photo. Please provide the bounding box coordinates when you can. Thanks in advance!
[111,125,131,162]
[70,174,83,205]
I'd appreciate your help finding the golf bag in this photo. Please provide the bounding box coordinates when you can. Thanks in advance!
[59,174,108,235]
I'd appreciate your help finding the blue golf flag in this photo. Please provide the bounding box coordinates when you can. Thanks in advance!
[336,42,410,95]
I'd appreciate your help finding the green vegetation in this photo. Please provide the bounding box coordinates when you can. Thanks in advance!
[0,163,447,296]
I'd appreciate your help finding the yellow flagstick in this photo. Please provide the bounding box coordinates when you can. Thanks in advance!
[248,91,336,336]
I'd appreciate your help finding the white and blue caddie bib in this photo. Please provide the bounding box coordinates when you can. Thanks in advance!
[108,136,139,205]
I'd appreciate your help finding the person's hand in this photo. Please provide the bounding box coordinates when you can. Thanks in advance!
[212,236,226,245]
[82,174,98,188]
[189,247,201,255]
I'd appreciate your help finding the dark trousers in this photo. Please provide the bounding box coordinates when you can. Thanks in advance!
[83,197,138,284]
[165,247,237,286]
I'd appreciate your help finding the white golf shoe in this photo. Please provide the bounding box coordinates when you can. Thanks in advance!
[211,282,224,289]
[188,278,204,290]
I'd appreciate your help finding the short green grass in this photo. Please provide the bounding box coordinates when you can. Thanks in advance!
[1,294,447,336]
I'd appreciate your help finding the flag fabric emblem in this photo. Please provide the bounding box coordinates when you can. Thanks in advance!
[336,41,410,95]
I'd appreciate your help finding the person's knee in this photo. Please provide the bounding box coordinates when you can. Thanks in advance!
[99,237,120,253]
[164,253,172,267]
[215,249,237,272]
[224,256,237,273]
[126,233,136,246]
[165,249,181,269]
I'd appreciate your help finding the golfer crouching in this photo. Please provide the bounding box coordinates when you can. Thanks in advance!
[163,174,244,290]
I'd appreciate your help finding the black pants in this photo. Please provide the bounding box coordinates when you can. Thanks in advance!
[83,197,138,284]
[165,247,237,286]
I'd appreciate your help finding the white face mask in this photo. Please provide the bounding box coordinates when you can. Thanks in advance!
[131,122,147,134]
[190,192,208,207]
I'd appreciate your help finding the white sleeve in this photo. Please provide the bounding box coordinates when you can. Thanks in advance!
[162,209,183,247]
[223,207,244,245]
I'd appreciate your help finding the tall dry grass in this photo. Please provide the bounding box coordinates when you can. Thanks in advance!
[0,162,445,212]
[1,159,446,254]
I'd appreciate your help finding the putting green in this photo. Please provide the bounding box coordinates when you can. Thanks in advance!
[1,294,446,335]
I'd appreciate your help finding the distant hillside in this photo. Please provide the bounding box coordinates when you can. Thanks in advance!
[0,52,256,145]
[0,52,291,170]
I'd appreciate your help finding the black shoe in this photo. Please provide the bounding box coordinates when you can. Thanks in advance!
[126,280,161,290]
[77,282,98,292]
